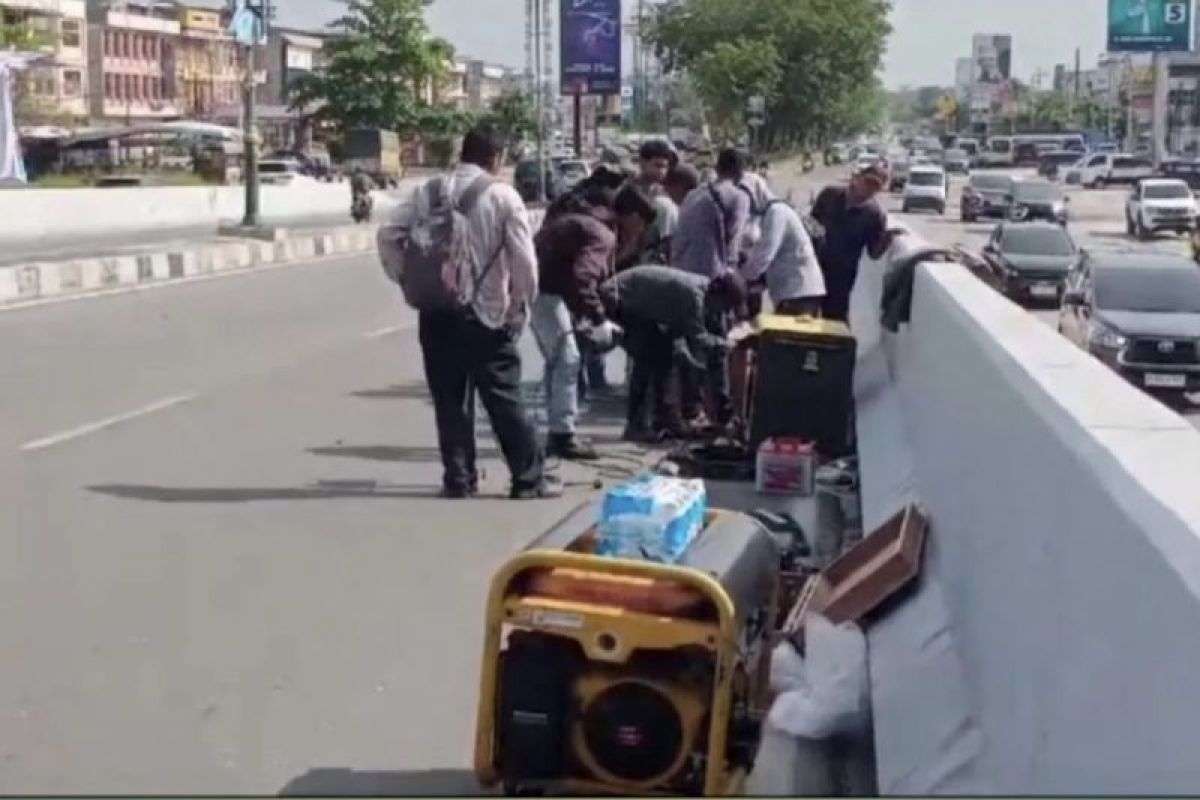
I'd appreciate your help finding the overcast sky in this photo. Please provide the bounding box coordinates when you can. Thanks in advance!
[280,0,1114,89]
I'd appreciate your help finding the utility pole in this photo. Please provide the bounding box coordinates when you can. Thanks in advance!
[228,0,272,230]
[532,0,545,202]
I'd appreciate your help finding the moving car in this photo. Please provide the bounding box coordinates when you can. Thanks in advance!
[1059,252,1200,399]
[960,172,1013,222]
[1008,178,1069,225]
[1125,178,1198,239]
[1079,152,1154,189]
[1157,157,1200,190]
[943,148,971,174]
[980,221,1079,305]
[257,159,320,187]
[889,157,911,191]
[850,152,880,177]
[1038,150,1085,180]
[1061,155,1087,185]
[901,164,948,214]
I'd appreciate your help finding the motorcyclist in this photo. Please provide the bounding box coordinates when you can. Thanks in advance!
[350,169,375,222]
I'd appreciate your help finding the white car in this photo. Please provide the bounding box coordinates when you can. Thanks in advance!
[850,153,880,177]
[1125,178,1199,239]
[901,164,948,215]
[257,159,318,187]
[1079,152,1154,189]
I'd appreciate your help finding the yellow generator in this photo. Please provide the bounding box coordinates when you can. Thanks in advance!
[473,503,781,796]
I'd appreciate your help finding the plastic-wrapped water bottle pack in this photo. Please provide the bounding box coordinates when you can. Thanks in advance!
[596,474,707,564]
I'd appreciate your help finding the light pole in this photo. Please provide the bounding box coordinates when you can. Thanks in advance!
[228,0,272,229]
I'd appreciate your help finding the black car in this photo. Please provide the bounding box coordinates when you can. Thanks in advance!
[1059,252,1200,399]
[980,221,1079,305]
[514,159,566,204]
[1008,179,1068,225]
[1158,158,1200,190]
[960,173,1013,222]
[1038,150,1085,180]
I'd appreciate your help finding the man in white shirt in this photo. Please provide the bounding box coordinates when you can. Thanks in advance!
[415,124,560,500]
[740,176,826,315]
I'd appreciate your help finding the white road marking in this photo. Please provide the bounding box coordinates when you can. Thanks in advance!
[364,325,404,339]
[21,394,197,452]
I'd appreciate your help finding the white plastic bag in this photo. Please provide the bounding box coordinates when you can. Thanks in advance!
[765,614,869,740]
[375,181,424,285]
[769,638,808,695]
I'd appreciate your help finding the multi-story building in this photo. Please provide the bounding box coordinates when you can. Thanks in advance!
[174,3,238,119]
[85,0,180,122]
[1,0,89,123]
[435,58,517,112]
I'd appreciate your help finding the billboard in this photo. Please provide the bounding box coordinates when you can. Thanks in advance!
[972,34,1012,84]
[560,0,622,96]
[1108,0,1194,51]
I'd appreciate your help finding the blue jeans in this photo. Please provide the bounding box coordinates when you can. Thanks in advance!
[530,294,580,435]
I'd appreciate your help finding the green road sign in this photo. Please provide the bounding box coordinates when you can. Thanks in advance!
[1108,0,1194,52]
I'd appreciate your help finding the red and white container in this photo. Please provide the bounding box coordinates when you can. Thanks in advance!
[756,437,816,496]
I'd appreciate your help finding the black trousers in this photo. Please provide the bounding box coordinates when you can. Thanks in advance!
[622,318,674,431]
[776,297,824,316]
[680,308,733,425]
[418,310,543,493]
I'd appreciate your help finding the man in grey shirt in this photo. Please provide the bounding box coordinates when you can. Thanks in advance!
[672,147,752,278]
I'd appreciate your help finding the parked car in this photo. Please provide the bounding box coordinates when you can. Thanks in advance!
[1058,252,1200,400]
[1125,178,1199,239]
[1008,178,1069,225]
[514,158,565,204]
[979,221,1079,306]
[901,164,948,214]
[1038,150,1086,180]
[960,172,1013,222]
[1079,152,1154,189]
[943,148,971,174]
[556,158,590,190]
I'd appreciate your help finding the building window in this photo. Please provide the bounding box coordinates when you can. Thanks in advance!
[62,69,82,97]
[61,19,81,48]
[123,74,133,100]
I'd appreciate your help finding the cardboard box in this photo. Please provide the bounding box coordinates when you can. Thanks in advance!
[783,504,928,636]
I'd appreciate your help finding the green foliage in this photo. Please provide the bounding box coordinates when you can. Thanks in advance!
[690,38,781,140]
[644,0,891,147]
[478,89,536,144]
[287,0,456,136]
[0,19,49,50]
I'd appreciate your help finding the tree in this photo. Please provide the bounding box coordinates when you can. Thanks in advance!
[689,38,781,140]
[643,0,892,148]
[479,89,536,146]
[287,0,455,136]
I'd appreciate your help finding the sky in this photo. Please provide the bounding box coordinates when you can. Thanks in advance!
[279,0,1115,89]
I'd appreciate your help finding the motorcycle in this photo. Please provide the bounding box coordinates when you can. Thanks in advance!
[351,193,373,224]
[801,155,815,173]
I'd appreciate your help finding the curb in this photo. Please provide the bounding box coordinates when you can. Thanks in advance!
[0,225,379,307]
[0,207,547,310]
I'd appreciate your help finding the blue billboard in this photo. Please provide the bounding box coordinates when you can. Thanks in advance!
[560,0,622,96]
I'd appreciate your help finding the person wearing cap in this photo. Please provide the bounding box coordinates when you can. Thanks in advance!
[810,162,902,323]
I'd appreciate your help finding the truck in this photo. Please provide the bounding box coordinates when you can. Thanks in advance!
[342,128,403,186]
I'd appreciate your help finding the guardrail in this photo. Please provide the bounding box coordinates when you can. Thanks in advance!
[851,227,1200,794]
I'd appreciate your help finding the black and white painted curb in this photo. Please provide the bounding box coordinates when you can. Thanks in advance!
[0,226,378,307]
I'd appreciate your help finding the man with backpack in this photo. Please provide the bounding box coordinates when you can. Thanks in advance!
[380,123,559,500]
[739,174,826,316]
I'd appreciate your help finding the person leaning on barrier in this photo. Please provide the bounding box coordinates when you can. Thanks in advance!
[810,162,904,324]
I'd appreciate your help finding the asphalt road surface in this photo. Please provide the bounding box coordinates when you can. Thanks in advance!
[0,164,839,794]
[884,169,1200,431]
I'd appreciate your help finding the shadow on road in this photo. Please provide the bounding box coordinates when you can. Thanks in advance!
[88,480,454,504]
[280,767,495,797]
[308,444,501,463]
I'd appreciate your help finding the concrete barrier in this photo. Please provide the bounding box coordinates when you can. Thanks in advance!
[852,229,1200,793]
[0,180,424,250]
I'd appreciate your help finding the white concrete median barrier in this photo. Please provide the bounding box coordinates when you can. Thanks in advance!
[851,225,1200,793]
[0,225,378,308]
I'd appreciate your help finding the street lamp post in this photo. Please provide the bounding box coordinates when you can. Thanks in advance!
[241,39,259,227]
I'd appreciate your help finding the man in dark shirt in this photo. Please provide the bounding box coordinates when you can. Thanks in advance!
[810,163,902,322]
[599,266,746,442]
